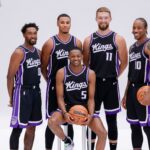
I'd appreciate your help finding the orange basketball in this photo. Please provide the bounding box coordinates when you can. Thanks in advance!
[68,105,88,125]
[137,86,150,106]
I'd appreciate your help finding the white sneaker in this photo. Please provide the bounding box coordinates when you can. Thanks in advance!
[64,137,74,150]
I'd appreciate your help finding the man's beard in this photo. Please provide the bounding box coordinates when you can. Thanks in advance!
[28,39,37,45]
[98,24,109,31]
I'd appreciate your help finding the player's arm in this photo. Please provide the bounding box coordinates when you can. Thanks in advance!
[121,80,130,109]
[144,41,150,57]
[83,36,91,66]
[76,38,82,49]
[87,69,96,116]
[41,38,53,81]
[56,68,67,114]
[115,34,128,77]
[7,48,24,107]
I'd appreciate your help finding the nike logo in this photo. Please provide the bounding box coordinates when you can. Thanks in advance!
[55,43,61,46]
[66,75,72,78]
[93,37,98,40]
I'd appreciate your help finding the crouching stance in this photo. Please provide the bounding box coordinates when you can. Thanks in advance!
[48,47,107,150]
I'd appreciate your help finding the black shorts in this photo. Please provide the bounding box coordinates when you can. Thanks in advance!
[46,80,58,119]
[126,83,150,126]
[94,78,121,115]
[10,85,42,128]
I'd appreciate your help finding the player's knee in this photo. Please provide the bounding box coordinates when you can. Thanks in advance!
[48,117,58,129]
[97,128,107,140]
[26,126,36,135]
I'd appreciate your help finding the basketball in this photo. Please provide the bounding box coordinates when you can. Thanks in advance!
[68,105,88,125]
[137,85,150,106]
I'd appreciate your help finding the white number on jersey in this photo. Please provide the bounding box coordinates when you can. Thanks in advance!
[135,61,141,70]
[81,91,87,99]
[106,52,112,61]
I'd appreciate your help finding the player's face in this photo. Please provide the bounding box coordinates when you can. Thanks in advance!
[132,20,147,40]
[24,27,37,45]
[96,12,111,31]
[57,17,71,34]
[69,50,83,66]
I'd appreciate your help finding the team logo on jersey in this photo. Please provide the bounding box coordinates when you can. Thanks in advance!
[129,52,141,62]
[65,81,87,91]
[92,43,113,53]
[26,58,41,68]
[55,49,68,59]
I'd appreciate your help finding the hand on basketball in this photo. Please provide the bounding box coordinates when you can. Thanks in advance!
[81,114,92,126]
[64,112,74,124]
[121,96,126,109]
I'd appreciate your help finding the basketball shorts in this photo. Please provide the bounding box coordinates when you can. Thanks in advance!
[126,83,150,126]
[94,78,121,115]
[46,79,58,119]
[10,85,42,128]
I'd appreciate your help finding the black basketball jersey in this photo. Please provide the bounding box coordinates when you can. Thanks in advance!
[90,31,119,78]
[64,65,89,106]
[15,45,41,85]
[128,39,150,83]
[47,35,77,80]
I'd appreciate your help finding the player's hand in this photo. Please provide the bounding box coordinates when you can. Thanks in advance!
[121,96,126,109]
[81,114,92,126]
[64,112,74,124]
[8,99,13,107]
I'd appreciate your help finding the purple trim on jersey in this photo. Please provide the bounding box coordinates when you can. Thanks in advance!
[113,34,119,76]
[55,34,72,44]
[15,47,26,85]
[64,67,67,84]
[144,59,150,83]
[105,108,121,115]
[21,45,36,53]
[142,39,150,83]
[86,68,89,83]
[46,79,51,119]
[113,33,118,50]
[92,114,100,118]
[89,34,93,48]
[47,37,55,78]
[115,51,119,76]
[74,36,77,47]
[68,65,86,76]
[10,85,21,128]
[96,31,113,38]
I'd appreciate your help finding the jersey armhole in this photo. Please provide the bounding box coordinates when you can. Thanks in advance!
[113,33,119,51]
[64,67,67,84]
[18,46,26,65]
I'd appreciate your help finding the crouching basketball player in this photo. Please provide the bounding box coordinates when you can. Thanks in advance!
[48,47,107,150]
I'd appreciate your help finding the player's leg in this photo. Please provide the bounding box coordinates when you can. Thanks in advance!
[10,127,23,150]
[88,117,107,150]
[143,126,150,148]
[104,79,120,150]
[48,111,74,147]
[24,126,36,150]
[106,114,118,150]
[45,125,55,150]
[45,81,59,150]
[130,124,143,150]
[87,78,102,150]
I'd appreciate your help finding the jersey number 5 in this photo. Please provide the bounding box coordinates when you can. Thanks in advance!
[81,91,87,99]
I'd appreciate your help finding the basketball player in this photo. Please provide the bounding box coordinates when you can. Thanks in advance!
[122,18,150,150]
[48,47,107,150]
[7,23,42,150]
[41,14,82,150]
[83,7,128,150]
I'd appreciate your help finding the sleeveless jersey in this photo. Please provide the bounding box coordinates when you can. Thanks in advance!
[15,45,41,85]
[64,65,89,106]
[90,31,119,78]
[48,35,77,80]
[128,39,150,83]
